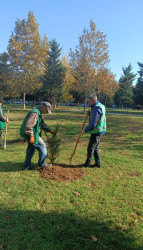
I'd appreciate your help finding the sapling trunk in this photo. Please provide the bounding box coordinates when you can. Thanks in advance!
[45,124,62,165]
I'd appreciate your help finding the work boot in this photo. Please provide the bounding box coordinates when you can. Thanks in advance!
[79,163,91,168]
[23,166,32,171]
[92,164,101,168]
[40,163,52,168]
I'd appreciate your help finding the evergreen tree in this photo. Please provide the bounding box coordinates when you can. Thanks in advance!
[133,62,143,106]
[0,52,10,97]
[45,124,62,165]
[7,11,48,108]
[114,64,136,109]
[41,39,66,107]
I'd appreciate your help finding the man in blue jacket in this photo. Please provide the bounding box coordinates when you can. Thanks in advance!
[81,94,106,168]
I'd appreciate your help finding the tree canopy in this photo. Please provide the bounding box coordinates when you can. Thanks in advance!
[0,11,142,108]
[69,20,110,108]
[0,52,10,97]
[114,64,136,109]
[133,62,143,105]
[7,11,48,108]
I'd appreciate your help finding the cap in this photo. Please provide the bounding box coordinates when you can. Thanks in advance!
[0,97,4,103]
[42,102,52,114]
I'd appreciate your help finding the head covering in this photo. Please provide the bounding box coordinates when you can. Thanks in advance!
[42,102,52,114]
[0,97,4,103]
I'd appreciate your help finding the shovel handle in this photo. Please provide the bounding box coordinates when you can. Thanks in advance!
[69,110,90,164]
[4,110,9,149]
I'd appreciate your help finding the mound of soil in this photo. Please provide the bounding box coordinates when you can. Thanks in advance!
[38,164,86,182]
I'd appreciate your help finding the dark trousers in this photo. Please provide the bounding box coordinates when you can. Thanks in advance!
[85,133,101,166]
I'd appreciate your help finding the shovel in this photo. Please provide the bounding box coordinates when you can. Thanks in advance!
[69,110,90,164]
[4,109,9,149]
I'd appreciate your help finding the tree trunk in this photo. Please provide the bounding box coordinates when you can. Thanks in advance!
[104,97,107,106]
[23,93,25,109]
[84,92,87,112]
[53,98,56,109]
[78,102,80,110]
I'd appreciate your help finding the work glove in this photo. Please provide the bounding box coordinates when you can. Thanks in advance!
[29,136,35,144]
[51,130,56,135]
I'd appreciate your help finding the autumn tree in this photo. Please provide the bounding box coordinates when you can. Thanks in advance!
[114,64,136,109]
[40,39,66,107]
[133,62,143,106]
[7,11,48,108]
[95,68,118,106]
[61,56,75,103]
[69,20,109,110]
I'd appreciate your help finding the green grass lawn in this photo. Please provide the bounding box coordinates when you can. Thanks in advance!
[0,106,143,250]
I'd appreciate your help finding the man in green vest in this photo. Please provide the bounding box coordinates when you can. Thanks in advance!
[20,102,55,171]
[81,94,106,168]
[0,97,9,146]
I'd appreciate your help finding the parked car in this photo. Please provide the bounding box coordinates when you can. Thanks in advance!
[3,100,12,104]
[13,101,23,104]
[35,101,47,105]
[80,103,89,107]
[13,100,29,104]
[67,102,77,106]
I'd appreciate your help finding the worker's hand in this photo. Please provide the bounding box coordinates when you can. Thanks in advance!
[51,130,56,135]
[29,136,35,144]
[87,110,91,116]
[6,118,9,123]
[82,130,85,136]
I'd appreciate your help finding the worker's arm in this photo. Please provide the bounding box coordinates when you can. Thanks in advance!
[41,119,55,134]
[0,109,7,122]
[84,106,102,133]
[24,113,38,137]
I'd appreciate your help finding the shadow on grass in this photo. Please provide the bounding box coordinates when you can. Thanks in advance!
[0,162,23,172]
[0,157,104,172]
[0,207,140,250]
[0,162,85,172]
[132,145,143,151]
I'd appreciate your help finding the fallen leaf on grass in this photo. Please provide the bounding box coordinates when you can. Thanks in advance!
[74,192,80,196]
[90,235,98,242]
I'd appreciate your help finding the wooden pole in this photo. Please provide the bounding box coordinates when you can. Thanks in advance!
[69,110,89,165]
[4,109,9,149]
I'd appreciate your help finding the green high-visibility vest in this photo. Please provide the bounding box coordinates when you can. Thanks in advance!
[90,102,106,134]
[20,108,41,144]
[0,106,6,130]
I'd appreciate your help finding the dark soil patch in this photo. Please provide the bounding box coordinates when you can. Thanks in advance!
[39,164,86,182]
